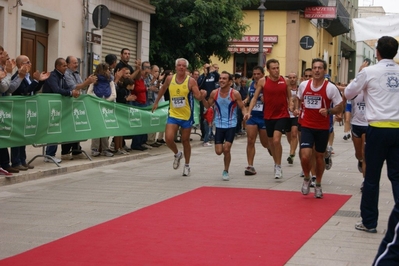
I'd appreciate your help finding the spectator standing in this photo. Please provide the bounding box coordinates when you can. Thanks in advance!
[42,58,80,163]
[8,55,50,170]
[345,36,399,233]
[87,63,116,157]
[114,77,136,154]
[202,106,214,147]
[114,48,134,74]
[145,65,163,147]
[0,46,18,175]
[197,63,220,140]
[62,55,97,160]
[130,60,152,151]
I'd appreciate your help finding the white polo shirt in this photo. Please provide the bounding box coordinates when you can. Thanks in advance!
[345,59,399,127]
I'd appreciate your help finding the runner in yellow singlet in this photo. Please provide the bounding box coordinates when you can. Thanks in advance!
[152,58,206,176]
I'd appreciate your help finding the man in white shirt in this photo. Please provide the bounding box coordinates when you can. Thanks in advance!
[345,36,399,235]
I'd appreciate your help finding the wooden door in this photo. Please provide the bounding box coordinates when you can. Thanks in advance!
[21,30,48,75]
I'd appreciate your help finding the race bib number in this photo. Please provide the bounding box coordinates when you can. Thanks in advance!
[172,96,186,108]
[357,102,366,113]
[304,95,322,109]
[253,101,263,111]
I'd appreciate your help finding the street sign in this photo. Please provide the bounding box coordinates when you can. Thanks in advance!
[92,5,110,29]
[299,35,314,50]
[86,32,102,44]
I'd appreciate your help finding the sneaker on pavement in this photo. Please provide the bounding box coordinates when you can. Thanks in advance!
[22,164,34,169]
[222,170,230,181]
[310,176,316,188]
[287,155,294,165]
[142,144,153,150]
[357,160,363,173]
[101,150,114,157]
[157,139,166,144]
[148,142,162,148]
[61,154,73,160]
[115,149,130,155]
[0,167,13,176]
[244,166,257,176]
[325,154,332,170]
[274,165,282,179]
[91,149,101,157]
[202,142,213,147]
[301,178,311,195]
[14,165,28,171]
[300,170,305,177]
[182,165,190,176]
[355,221,377,233]
[173,151,183,169]
[314,186,323,199]
[109,142,115,152]
[123,145,132,151]
[343,133,351,140]
[44,156,62,163]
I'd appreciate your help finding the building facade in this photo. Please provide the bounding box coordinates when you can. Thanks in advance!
[0,0,155,78]
[211,0,353,83]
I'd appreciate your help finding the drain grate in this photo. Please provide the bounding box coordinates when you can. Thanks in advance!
[334,210,361,218]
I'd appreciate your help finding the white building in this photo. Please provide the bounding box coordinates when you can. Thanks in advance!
[0,0,155,77]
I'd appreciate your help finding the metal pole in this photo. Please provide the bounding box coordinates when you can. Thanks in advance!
[258,0,266,66]
[83,0,89,79]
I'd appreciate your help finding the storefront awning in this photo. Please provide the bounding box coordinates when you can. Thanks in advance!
[228,43,273,54]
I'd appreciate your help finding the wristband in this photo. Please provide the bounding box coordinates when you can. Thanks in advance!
[327,108,332,115]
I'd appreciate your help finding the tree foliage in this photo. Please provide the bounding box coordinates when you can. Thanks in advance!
[149,0,258,71]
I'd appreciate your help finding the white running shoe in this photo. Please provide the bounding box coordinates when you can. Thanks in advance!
[222,170,230,181]
[173,151,183,169]
[101,150,114,157]
[142,144,153,150]
[91,149,101,157]
[202,142,213,147]
[182,165,190,176]
[275,165,282,179]
[44,156,62,163]
[314,186,323,199]
[301,178,311,195]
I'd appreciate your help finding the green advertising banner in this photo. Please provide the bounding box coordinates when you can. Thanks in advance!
[0,94,170,148]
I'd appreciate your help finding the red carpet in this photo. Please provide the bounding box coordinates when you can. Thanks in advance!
[0,187,350,266]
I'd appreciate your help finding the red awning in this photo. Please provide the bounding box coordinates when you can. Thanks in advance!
[228,43,273,54]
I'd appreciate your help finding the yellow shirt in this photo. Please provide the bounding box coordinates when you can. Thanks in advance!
[168,74,192,120]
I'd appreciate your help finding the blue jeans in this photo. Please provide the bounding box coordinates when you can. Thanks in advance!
[11,146,26,167]
[361,126,399,229]
[202,120,212,143]
[46,145,58,157]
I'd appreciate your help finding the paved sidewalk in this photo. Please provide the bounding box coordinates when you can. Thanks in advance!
[0,125,394,265]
